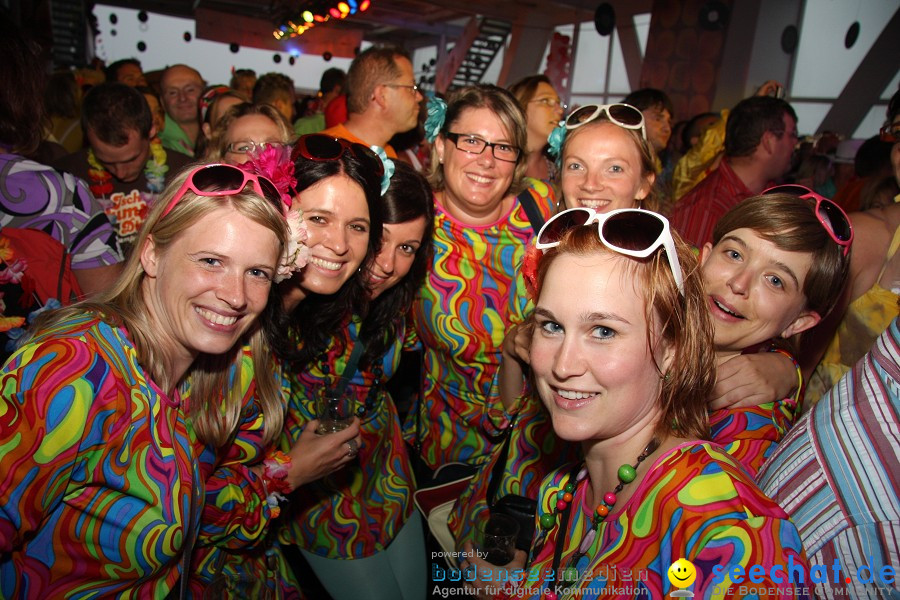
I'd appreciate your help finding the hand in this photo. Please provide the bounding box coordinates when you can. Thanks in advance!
[459,540,527,598]
[502,322,533,366]
[285,418,362,489]
[708,352,797,410]
[754,80,783,97]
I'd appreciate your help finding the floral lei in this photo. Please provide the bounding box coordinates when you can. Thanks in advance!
[86,137,169,197]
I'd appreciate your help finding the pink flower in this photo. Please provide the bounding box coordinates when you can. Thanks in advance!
[0,259,27,285]
[239,144,297,206]
[521,244,543,301]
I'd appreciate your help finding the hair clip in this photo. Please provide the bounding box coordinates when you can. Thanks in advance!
[424,96,447,143]
[370,145,395,196]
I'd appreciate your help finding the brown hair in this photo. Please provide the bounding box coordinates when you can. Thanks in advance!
[712,192,851,318]
[508,74,554,108]
[533,224,714,440]
[427,84,528,196]
[346,46,410,114]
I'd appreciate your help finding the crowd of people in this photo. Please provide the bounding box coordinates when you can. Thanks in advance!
[1,11,900,600]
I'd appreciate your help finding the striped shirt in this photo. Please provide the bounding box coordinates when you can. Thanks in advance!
[670,159,754,248]
[757,317,900,599]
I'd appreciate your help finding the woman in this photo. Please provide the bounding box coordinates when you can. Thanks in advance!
[205,103,294,165]
[508,75,565,182]
[279,161,433,600]
[0,163,289,597]
[464,209,809,598]
[408,84,555,472]
[703,187,852,475]
[192,134,385,596]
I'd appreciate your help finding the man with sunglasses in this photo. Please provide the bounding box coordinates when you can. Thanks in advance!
[671,96,798,247]
[321,46,423,159]
[54,83,192,254]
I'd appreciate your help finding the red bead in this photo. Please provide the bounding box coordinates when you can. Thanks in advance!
[556,499,567,510]
[595,504,609,517]
[545,591,558,600]
[562,492,573,503]
[604,492,617,505]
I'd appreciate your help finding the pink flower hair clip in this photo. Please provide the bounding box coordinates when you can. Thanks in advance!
[239,145,310,282]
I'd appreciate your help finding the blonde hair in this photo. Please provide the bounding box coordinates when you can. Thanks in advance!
[534,224,714,440]
[560,118,659,212]
[34,163,289,448]
[205,102,293,162]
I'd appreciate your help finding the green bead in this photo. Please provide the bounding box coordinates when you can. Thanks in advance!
[539,513,557,530]
[564,483,575,494]
[617,464,637,483]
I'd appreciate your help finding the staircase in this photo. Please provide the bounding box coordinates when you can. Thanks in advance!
[49,0,88,67]
[449,18,512,90]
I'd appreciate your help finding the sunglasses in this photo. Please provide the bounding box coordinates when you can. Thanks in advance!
[162,164,282,218]
[564,103,646,140]
[761,184,853,256]
[536,207,684,294]
[291,134,384,178]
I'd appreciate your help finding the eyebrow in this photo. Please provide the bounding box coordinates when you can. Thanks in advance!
[533,307,631,325]
[459,133,513,144]
[720,234,801,289]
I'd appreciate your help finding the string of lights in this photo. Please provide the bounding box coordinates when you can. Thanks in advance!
[273,0,372,39]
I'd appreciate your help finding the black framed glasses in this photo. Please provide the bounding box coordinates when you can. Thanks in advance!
[536,207,684,294]
[761,184,853,256]
[564,103,646,140]
[291,134,384,178]
[444,132,521,163]
[163,164,282,218]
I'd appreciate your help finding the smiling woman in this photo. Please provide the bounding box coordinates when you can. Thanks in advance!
[407,85,556,472]
[0,162,289,598]
[462,215,811,599]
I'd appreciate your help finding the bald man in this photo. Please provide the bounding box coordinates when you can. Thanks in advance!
[158,64,205,156]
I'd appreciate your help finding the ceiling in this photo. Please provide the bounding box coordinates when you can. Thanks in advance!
[92,0,651,51]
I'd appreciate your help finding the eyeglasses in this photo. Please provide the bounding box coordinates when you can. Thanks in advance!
[761,184,853,256]
[291,134,384,178]
[536,207,684,294]
[530,97,567,110]
[226,140,289,155]
[444,132,521,163]
[384,83,419,94]
[564,103,646,140]
[162,164,282,219]
[880,123,900,144]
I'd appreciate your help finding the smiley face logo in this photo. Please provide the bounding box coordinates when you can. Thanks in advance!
[668,558,697,589]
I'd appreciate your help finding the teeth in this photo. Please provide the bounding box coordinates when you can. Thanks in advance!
[468,174,492,184]
[579,200,608,210]
[195,307,238,326]
[557,389,596,400]
[310,256,341,271]
[714,299,742,318]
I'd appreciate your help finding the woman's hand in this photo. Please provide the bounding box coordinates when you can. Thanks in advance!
[502,322,533,366]
[709,352,797,410]
[460,540,527,598]
[499,323,534,411]
[284,418,362,489]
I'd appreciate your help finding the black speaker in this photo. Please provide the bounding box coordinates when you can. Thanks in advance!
[699,1,730,31]
[594,3,615,36]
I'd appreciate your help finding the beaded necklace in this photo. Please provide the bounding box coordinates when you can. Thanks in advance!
[540,437,660,600]
[86,137,168,197]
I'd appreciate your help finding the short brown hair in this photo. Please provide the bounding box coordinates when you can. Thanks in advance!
[533,223,714,440]
[712,192,851,318]
[508,74,553,108]
[346,46,410,114]
[427,85,528,196]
